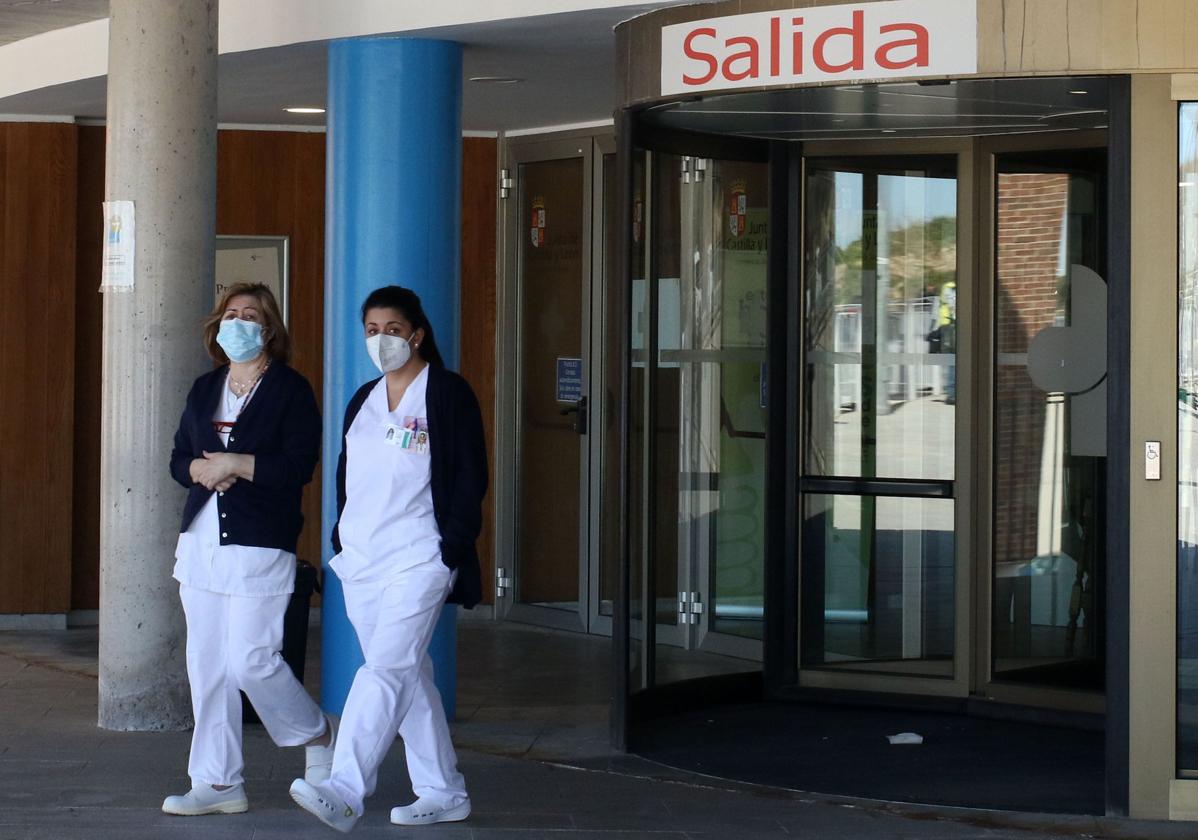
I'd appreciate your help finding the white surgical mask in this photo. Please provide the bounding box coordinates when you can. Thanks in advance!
[366,332,411,374]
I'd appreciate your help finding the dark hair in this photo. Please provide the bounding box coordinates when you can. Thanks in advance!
[360,286,445,367]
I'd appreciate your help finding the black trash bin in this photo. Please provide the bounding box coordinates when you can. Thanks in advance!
[242,559,321,724]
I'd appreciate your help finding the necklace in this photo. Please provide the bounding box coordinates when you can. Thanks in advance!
[228,359,269,397]
[213,360,270,437]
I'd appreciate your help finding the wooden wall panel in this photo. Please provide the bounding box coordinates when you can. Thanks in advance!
[0,123,78,613]
[460,137,499,606]
[70,129,327,609]
[71,126,104,610]
[216,129,326,568]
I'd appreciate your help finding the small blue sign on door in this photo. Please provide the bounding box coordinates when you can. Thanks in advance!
[556,357,583,403]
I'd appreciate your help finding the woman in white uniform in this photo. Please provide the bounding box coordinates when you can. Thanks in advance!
[163,283,336,816]
[289,286,487,833]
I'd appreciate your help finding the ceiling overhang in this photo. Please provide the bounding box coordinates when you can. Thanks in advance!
[0,0,690,132]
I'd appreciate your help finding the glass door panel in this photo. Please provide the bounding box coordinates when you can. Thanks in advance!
[683,159,768,654]
[804,158,958,481]
[991,149,1106,692]
[514,153,587,623]
[650,153,683,640]
[801,494,955,675]
[1180,105,1198,774]
[634,151,768,691]
[631,151,691,689]
[801,155,959,681]
[504,136,624,639]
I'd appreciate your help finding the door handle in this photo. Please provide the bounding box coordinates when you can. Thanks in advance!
[559,395,588,435]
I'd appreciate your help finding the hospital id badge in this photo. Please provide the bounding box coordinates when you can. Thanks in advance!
[383,423,410,447]
[401,416,430,454]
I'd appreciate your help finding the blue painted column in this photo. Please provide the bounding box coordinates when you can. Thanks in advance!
[321,37,462,720]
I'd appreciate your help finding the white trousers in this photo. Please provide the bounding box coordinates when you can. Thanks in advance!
[327,560,466,815]
[179,584,325,787]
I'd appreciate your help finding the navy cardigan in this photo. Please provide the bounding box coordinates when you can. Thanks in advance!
[332,364,487,608]
[169,362,321,554]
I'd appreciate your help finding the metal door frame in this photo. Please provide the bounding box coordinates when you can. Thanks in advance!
[497,131,620,635]
[497,134,594,632]
[588,134,618,636]
[796,137,976,699]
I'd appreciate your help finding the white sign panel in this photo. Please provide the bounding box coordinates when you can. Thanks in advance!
[661,0,977,96]
[215,236,289,325]
[100,200,135,292]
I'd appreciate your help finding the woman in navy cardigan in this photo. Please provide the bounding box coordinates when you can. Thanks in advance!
[163,283,335,817]
[289,286,486,832]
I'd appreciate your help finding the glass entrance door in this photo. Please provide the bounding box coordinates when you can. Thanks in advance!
[499,135,620,634]
[622,129,1108,723]
[500,138,589,631]
[627,148,770,698]
[666,156,769,663]
[795,137,1106,703]
[519,150,585,625]
[982,138,1107,705]
[798,147,970,694]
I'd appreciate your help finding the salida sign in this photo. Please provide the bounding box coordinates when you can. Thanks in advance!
[660,0,976,96]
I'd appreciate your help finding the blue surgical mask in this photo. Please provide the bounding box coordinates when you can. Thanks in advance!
[217,318,264,363]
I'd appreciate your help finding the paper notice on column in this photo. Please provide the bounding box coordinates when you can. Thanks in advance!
[100,200,135,292]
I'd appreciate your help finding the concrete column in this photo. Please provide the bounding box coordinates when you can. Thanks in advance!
[98,0,218,730]
[322,38,462,719]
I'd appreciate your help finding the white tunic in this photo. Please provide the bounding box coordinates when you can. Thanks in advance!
[331,366,441,583]
[173,377,296,597]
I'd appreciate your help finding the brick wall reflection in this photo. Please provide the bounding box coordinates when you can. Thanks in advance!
[994,174,1070,571]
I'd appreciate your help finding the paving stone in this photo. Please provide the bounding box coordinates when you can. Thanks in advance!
[0,626,1193,840]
